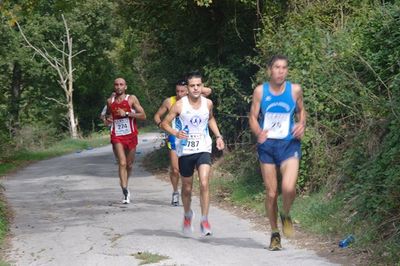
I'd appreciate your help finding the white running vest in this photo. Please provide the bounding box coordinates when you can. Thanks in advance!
[176,96,212,157]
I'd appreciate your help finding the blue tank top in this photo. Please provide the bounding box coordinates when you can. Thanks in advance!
[259,81,296,140]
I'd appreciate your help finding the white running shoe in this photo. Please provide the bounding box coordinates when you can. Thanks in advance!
[171,192,179,206]
[182,210,194,235]
[200,220,212,236]
[122,190,131,204]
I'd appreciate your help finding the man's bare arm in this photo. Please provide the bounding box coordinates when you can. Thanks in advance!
[207,100,225,150]
[161,101,181,137]
[249,85,267,143]
[129,95,147,120]
[153,98,170,127]
[292,84,306,139]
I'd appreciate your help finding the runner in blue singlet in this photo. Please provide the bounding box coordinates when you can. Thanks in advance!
[249,55,306,251]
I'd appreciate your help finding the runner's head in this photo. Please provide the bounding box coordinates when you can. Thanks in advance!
[267,55,288,86]
[175,79,188,100]
[186,71,203,99]
[114,78,127,96]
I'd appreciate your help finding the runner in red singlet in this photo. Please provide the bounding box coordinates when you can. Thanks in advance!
[107,77,146,204]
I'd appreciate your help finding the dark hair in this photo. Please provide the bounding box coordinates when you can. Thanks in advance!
[175,79,187,86]
[268,55,289,68]
[185,70,203,83]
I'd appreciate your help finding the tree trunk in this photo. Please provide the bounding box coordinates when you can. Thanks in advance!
[16,15,84,139]
[66,28,78,139]
[9,61,22,134]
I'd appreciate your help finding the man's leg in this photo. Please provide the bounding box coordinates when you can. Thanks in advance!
[280,158,299,215]
[260,162,282,250]
[169,150,180,191]
[114,143,131,203]
[197,164,211,217]
[260,163,279,230]
[169,150,180,205]
[181,176,193,214]
[181,175,194,234]
[126,148,136,184]
[279,157,299,237]
[114,143,128,188]
[198,163,212,236]
[112,145,118,164]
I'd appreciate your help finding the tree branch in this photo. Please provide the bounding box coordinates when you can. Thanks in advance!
[43,96,68,107]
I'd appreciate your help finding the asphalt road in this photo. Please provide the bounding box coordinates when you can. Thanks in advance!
[3,132,338,266]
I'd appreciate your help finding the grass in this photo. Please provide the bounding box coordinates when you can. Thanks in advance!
[132,251,169,265]
[291,191,345,236]
[0,133,110,177]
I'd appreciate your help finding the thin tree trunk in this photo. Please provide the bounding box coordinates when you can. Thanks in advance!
[16,15,84,139]
[9,61,22,134]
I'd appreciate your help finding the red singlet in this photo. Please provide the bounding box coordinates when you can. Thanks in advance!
[109,95,138,150]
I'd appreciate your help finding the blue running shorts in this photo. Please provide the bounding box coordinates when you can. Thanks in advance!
[257,139,301,166]
[167,134,176,150]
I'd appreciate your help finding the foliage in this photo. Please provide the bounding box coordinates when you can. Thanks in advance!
[0,0,118,138]
[253,1,400,262]
[0,131,109,177]
[115,0,259,130]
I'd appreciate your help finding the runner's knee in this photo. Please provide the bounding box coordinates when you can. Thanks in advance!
[171,167,180,177]
[282,186,296,196]
[119,160,127,168]
[199,179,209,192]
[182,182,192,194]
[267,190,278,201]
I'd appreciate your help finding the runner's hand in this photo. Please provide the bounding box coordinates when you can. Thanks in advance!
[257,130,268,144]
[216,138,225,151]
[292,123,305,139]
[176,130,188,140]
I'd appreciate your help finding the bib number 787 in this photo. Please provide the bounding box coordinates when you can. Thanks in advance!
[186,140,199,147]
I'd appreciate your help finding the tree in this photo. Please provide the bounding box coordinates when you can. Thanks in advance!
[16,14,84,138]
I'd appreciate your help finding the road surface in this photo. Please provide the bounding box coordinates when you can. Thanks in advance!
[3,132,337,266]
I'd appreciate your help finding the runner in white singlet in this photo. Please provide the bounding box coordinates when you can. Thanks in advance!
[161,71,224,236]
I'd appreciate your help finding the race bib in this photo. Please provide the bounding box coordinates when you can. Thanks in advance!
[182,133,205,153]
[263,112,290,139]
[114,118,132,136]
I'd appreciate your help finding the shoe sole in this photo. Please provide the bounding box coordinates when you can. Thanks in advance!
[201,231,212,237]
[268,246,282,251]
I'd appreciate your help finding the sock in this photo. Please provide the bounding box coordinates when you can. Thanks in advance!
[201,216,208,222]
[122,187,128,196]
[272,228,280,234]
[184,210,192,219]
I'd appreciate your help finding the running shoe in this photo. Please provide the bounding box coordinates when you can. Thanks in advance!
[171,192,179,206]
[200,220,212,236]
[182,210,194,235]
[122,190,131,204]
[268,232,282,251]
[280,213,294,237]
